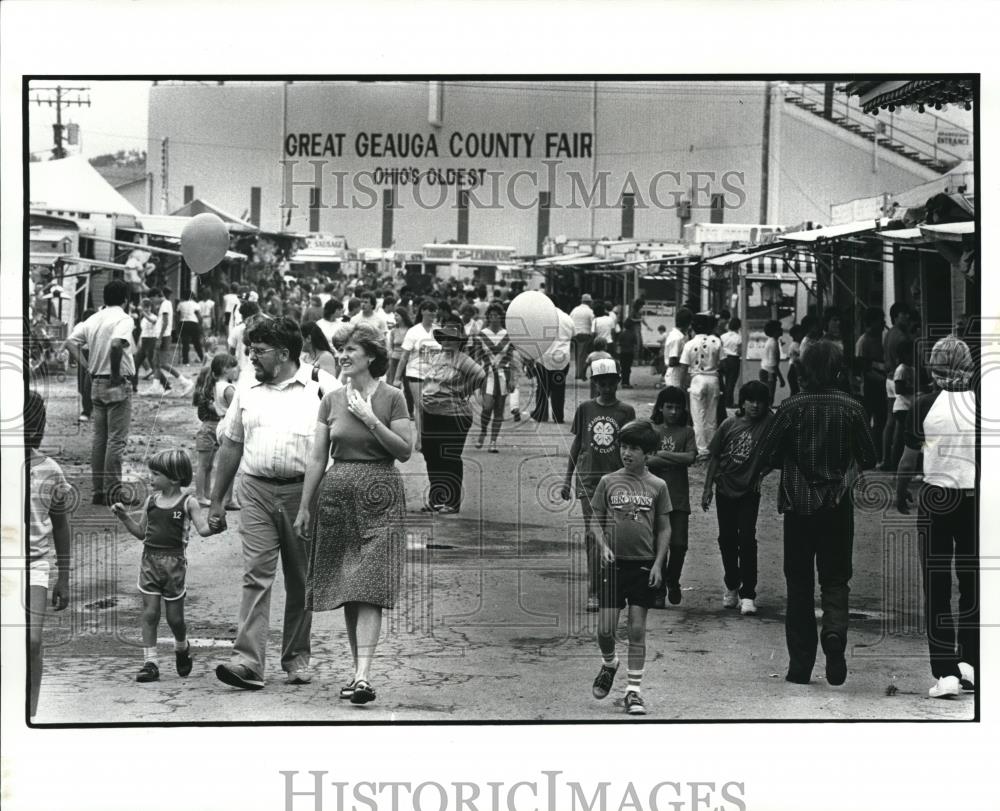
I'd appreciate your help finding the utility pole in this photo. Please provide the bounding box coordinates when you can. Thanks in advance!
[31,85,91,159]
[160,137,169,214]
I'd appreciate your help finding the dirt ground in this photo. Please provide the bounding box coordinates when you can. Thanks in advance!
[21,358,975,723]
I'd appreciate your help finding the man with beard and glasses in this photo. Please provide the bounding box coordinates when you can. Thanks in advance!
[208,317,340,690]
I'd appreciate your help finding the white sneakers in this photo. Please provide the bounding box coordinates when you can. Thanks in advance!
[928,675,960,699]
[723,589,739,609]
[146,381,167,397]
[928,664,975,698]
[739,598,757,616]
[958,662,975,692]
[177,376,196,396]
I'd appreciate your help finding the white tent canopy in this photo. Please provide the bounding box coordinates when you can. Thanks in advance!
[29,156,142,217]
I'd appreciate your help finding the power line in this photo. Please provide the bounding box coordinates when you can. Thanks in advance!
[30,85,91,159]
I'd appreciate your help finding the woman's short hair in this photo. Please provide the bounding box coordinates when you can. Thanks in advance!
[592,337,608,352]
[418,297,438,316]
[800,339,844,391]
[346,322,389,378]
[618,419,660,454]
[148,449,193,487]
[246,316,302,363]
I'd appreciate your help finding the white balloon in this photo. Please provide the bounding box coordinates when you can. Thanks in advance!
[181,213,229,275]
[505,291,560,361]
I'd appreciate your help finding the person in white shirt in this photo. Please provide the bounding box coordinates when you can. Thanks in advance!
[63,279,137,505]
[132,296,171,394]
[679,313,723,458]
[156,287,194,395]
[569,293,595,380]
[228,300,264,382]
[392,298,441,447]
[592,300,618,350]
[663,307,693,390]
[895,336,977,699]
[198,290,216,336]
[209,316,342,691]
[222,283,241,336]
[350,292,389,347]
[720,316,743,408]
[316,298,345,344]
[176,290,205,365]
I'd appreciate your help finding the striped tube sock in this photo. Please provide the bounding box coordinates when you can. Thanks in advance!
[626,669,644,693]
[174,638,188,652]
[602,653,620,669]
[142,647,158,665]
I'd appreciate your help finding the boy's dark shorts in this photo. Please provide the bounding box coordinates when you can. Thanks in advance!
[137,549,187,601]
[599,559,657,610]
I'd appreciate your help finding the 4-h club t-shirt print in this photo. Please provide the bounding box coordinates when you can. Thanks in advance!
[572,399,636,491]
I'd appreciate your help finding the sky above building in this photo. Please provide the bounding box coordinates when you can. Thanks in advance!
[28,80,151,160]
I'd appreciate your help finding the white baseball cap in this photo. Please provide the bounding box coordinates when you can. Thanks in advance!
[590,358,620,378]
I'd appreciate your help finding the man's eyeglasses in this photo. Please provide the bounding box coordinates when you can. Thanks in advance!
[247,346,280,359]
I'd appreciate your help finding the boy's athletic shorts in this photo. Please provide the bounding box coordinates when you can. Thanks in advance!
[137,549,187,601]
[599,559,657,610]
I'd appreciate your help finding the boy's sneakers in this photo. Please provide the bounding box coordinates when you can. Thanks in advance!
[511,409,521,422]
[175,644,193,678]
[739,597,757,615]
[723,589,739,609]
[585,596,600,613]
[667,584,683,605]
[592,662,618,699]
[624,690,647,715]
[146,381,168,397]
[651,594,666,610]
[958,662,975,693]
[928,675,961,698]
[177,376,196,397]
[136,662,160,683]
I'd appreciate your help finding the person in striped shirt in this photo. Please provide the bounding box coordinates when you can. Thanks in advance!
[26,391,71,718]
[473,303,515,453]
[756,339,877,688]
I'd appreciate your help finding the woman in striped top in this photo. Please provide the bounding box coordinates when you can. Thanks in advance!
[474,303,514,453]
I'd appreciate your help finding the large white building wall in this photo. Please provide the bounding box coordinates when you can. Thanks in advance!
[147,81,944,254]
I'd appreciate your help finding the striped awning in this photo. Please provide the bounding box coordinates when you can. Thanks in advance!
[740,252,817,279]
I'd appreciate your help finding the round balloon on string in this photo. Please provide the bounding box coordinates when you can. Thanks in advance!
[181,213,230,275]
[505,291,560,361]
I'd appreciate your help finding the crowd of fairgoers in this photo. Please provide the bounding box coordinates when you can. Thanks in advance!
[24,267,977,718]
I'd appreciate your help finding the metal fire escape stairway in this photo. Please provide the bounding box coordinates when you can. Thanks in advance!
[782,83,964,174]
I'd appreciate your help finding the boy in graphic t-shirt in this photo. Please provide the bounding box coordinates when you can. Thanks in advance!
[561,359,636,613]
[589,420,671,716]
